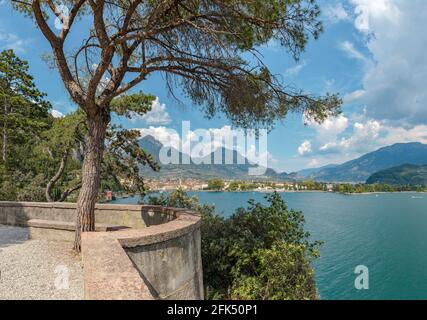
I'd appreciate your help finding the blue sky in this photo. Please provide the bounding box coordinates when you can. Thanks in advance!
[1,0,427,172]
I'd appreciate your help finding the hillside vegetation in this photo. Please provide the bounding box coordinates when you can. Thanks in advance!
[367,164,427,185]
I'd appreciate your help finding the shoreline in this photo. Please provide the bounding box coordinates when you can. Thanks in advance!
[127,190,427,196]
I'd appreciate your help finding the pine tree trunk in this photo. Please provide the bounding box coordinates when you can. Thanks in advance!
[2,97,8,163]
[73,112,108,252]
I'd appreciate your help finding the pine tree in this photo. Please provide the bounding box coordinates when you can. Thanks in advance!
[0,49,51,171]
[13,0,341,251]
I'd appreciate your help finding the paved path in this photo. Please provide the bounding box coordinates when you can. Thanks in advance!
[0,225,83,300]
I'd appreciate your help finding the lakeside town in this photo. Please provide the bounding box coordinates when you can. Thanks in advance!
[104,178,427,202]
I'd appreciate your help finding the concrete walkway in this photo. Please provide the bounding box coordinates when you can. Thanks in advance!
[0,225,83,300]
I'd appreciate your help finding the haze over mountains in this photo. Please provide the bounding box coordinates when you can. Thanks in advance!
[139,136,427,184]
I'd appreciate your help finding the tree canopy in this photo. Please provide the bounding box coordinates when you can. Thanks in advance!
[11,0,342,251]
[12,0,341,128]
[0,49,52,167]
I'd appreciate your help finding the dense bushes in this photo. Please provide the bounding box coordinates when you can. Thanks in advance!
[147,190,320,300]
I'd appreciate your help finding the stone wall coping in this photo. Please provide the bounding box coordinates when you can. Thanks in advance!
[115,211,201,248]
[27,219,130,232]
[82,232,155,300]
[0,201,180,214]
[81,209,201,300]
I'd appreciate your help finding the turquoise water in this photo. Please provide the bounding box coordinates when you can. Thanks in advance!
[113,192,427,300]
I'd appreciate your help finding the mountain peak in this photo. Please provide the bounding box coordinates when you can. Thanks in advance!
[302,142,427,183]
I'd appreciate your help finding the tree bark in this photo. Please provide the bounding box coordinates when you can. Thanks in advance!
[2,97,8,163]
[58,183,82,203]
[73,111,108,252]
[46,149,69,202]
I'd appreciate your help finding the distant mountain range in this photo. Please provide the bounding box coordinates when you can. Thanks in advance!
[366,164,427,185]
[297,164,339,178]
[139,135,297,181]
[139,136,427,184]
[298,143,427,183]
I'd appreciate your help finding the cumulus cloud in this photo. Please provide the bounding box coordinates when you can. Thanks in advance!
[318,119,381,154]
[305,114,349,142]
[135,126,181,150]
[131,97,171,125]
[297,110,427,170]
[347,0,427,125]
[298,140,312,156]
[51,110,65,118]
[378,123,427,146]
[142,98,171,125]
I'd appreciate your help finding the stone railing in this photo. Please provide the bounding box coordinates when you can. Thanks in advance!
[0,202,203,300]
[0,201,175,228]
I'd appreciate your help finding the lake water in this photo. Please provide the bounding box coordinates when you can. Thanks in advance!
[113,192,427,300]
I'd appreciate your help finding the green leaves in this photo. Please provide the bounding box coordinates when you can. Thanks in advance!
[110,92,155,119]
[148,190,321,300]
[205,192,321,299]
[231,242,317,300]
[0,49,52,170]
[207,178,225,190]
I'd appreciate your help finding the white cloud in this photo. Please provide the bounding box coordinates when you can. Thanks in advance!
[297,110,427,170]
[351,0,400,32]
[298,140,312,156]
[143,97,171,125]
[51,110,65,118]
[301,0,427,169]
[135,126,181,150]
[131,97,171,125]
[339,41,368,62]
[306,114,349,142]
[324,2,351,23]
[318,119,381,154]
[348,0,427,124]
[379,123,427,146]
[284,60,307,77]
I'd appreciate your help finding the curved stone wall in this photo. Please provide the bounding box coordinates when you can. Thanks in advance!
[0,201,176,228]
[0,202,204,300]
[82,209,203,300]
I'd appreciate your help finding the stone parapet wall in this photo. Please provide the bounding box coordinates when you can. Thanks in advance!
[0,201,175,229]
[82,210,203,300]
[0,201,203,300]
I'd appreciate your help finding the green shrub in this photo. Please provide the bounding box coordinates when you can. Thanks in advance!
[147,190,321,300]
